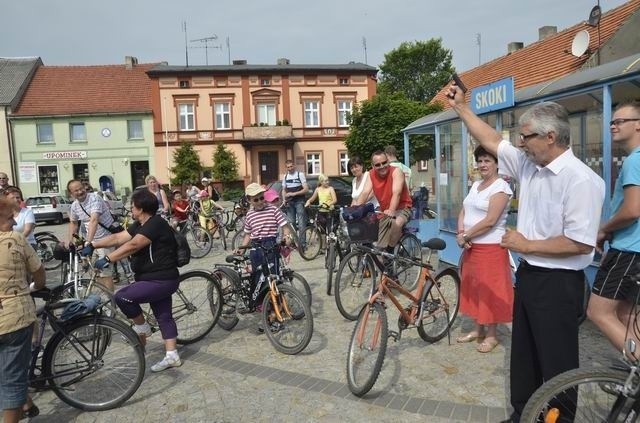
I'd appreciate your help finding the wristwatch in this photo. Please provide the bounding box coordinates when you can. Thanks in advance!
[104,256,112,263]
[462,233,471,243]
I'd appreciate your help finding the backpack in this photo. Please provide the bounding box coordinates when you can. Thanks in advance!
[211,186,221,201]
[173,229,191,267]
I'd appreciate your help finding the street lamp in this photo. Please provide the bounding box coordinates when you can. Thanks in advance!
[162,96,171,190]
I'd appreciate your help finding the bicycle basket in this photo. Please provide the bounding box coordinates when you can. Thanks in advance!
[52,242,69,260]
[346,212,379,242]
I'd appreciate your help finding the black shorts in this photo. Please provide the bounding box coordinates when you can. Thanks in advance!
[592,249,640,301]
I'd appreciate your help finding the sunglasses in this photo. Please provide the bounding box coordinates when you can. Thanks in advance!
[373,160,389,168]
[610,118,640,126]
[251,195,265,203]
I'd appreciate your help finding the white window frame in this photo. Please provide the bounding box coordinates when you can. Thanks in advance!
[256,103,276,126]
[37,123,54,144]
[179,103,195,131]
[69,123,86,142]
[306,153,321,175]
[304,101,320,127]
[127,120,144,140]
[339,152,350,175]
[337,100,352,127]
[214,102,231,129]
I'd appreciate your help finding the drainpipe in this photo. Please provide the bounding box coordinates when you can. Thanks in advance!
[5,108,17,182]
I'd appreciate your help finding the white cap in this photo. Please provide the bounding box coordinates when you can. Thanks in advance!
[201,177,209,183]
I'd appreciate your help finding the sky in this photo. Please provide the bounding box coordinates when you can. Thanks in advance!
[1,0,630,73]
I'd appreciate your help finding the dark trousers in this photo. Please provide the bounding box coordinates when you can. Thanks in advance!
[510,262,584,421]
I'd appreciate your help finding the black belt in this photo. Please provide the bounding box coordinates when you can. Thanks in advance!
[518,259,582,274]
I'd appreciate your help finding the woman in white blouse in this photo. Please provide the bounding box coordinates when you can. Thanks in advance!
[348,156,378,208]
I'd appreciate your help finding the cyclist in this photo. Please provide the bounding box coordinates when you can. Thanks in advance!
[3,186,36,248]
[304,174,337,234]
[197,190,224,234]
[281,159,309,250]
[145,175,170,216]
[170,190,189,230]
[80,189,181,372]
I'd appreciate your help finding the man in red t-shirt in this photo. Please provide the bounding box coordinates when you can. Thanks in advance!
[355,150,412,249]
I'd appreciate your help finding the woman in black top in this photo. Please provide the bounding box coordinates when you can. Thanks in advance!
[86,189,181,373]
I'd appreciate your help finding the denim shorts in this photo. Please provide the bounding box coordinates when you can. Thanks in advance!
[0,325,33,409]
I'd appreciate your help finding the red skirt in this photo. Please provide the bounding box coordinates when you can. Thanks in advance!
[459,243,514,325]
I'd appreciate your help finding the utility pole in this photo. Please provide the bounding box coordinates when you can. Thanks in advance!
[362,37,368,64]
[226,37,231,65]
[190,35,220,65]
[183,21,189,67]
[476,33,481,66]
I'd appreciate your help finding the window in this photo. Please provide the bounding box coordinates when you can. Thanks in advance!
[37,123,54,144]
[69,123,86,142]
[339,152,350,175]
[256,103,276,126]
[261,79,271,86]
[179,103,195,131]
[306,153,321,175]
[339,78,349,86]
[337,100,352,127]
[38,165,59,193]
[127,120,143,139]
[304,101,320,127]
[214,102,231,129]
[179,80,190,88]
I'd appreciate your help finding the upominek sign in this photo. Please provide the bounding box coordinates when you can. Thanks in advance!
[42,151,87,160]
[470,77,515,115]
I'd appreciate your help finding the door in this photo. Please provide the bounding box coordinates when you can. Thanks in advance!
[258,152,279,185]
[131,161,149,189]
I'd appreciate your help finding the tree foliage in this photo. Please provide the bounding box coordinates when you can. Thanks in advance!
[211,143,239,183]
[378,38,455,102]
[170,142,203,185]
[344,92,441,165]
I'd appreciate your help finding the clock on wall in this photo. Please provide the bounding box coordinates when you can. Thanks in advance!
[101,128,111,138]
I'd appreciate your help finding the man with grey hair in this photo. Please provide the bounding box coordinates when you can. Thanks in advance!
[0,172,9,194]
[448,85,604,422]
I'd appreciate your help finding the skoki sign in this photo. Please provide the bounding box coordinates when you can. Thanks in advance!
[470,77,515,115]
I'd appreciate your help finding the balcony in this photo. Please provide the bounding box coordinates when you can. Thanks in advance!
[242,125,293,140]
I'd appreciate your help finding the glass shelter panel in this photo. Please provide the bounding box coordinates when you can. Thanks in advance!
[438,121,464,232]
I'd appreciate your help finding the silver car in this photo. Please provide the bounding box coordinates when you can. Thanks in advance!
[25,195,71,225]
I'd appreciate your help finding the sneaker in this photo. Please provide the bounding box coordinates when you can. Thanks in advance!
[151,355,182,372]
[599,381,623,396]
[257,321,283,334]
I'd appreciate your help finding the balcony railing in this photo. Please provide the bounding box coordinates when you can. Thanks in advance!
[242,125,293,139]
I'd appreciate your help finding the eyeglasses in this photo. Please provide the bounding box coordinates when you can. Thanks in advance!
[251,196,265,203]
[0,177,7,180]
[519,133,540,142]
[610,118,640,126]
[373,160,389,168]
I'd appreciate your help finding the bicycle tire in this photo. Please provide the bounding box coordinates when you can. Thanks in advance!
[326,240,337,296]
[174,270,221,344]
[43,315,145,411]
[393,233,422,291]
[262,284,314,355]
[346,302,388,397]
[231,229,245,251]
[299,226,322,260]
[281,270,312,308]
[61,279,118,318]
[36,234,63,271]
[212,267,241,331]
[520,366,630,423]
[417,268,460,343]
[186,226,213,258]
[334,251,376,321]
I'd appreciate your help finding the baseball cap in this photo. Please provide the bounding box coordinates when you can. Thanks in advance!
[198,190,209,198]
[264,189,279,203]
[201,177,209,183]
[245,183,266,197]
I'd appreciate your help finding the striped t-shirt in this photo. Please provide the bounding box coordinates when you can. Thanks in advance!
[243,204,288,239]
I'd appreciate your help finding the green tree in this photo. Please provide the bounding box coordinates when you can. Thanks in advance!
[170,142,203,185]
[212,143,239,182]
[344,92,441,165]
[378,38,455,102]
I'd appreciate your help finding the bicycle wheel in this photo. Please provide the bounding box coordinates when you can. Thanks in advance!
[417,268,460,343]
[299,226,322,261]
[521,366,630,423]
[36,234,63,271]
[212,267,241,331]
[281,269,312,307]
[43,315,145,411]
[326,240,337,296]
[262,284,313,355]
[174,270,221,344]
[335,251,376,321]
[231,229,245,250]
[62,279,118,318]
[393,233,422,291]
[346,302,388,397]
[186,226,213,258]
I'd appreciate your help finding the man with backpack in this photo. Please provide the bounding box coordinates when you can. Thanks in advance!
[281,160,309,250]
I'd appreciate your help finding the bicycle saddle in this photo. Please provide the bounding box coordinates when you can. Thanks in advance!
[31,284,65,301]
[422,238,446,251]
[225,254,246,264]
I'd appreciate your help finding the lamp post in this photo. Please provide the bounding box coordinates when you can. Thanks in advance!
[163,96,171,190]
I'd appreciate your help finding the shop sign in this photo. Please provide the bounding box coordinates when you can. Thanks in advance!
[470,77,515,114]
[42,151,87,160]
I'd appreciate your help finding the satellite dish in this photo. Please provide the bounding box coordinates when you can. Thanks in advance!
[571,30,590,57]
[588,5,602,26]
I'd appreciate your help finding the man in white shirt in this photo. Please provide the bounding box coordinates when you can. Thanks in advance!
[384,145,412,191]
[448,86,605,422]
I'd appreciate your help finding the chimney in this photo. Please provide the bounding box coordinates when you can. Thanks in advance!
[125,56,138,69]
[507,42,524,54]
[538,26,558,41]
[232,59,247,65]
[277,58,290,65]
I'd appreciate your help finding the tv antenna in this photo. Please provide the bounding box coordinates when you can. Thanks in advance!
[190,35,221,65]
[362,37,368,64]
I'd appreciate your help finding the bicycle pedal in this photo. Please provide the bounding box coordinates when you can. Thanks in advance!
[388,330,401,342]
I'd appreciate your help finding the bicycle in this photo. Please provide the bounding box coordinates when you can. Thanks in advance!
[34,231,63,271]
[176,207,213,258]
[211,240,314,355]
[346,238,461,396]
[220,197,248,234]
[520,273,640,422]
[299,204,327,261]
[323,207,353,296]
[29,284,145,411]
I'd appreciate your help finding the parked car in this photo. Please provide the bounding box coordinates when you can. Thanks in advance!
[268,175,353,207]
[25,195,72,225]
[98,191,124,216]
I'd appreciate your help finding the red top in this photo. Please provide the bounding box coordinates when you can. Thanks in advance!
[172,199,189,221]
[369,167,412,211]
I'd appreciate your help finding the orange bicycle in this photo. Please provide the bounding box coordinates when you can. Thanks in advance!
[345,239,460,396]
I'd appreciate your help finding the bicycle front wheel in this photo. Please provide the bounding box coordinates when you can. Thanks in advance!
[326,240,337,296]
[281,269,312,307]
[212,267,241,331]
[521,366,629,423]
[186,226,213,258]
[299,226,322,260]
[346,302,388,397]
[36,234,63,270]
[43,315,145,411]
[393,233,422,291]
[335,251,376,321]
[174,271,221,344]
[262,284,313,355]
[417,268,460,343]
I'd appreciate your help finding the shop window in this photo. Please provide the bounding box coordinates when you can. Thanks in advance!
[38,165,60,193]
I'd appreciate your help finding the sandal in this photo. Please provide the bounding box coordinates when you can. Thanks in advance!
[456,332,484,343]
[477,338,499,353]
[20,404,39,420]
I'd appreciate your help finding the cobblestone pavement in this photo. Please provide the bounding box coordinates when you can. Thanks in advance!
[30,223,618,422]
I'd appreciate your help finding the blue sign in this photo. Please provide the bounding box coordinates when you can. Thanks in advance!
[470,77,515,114]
